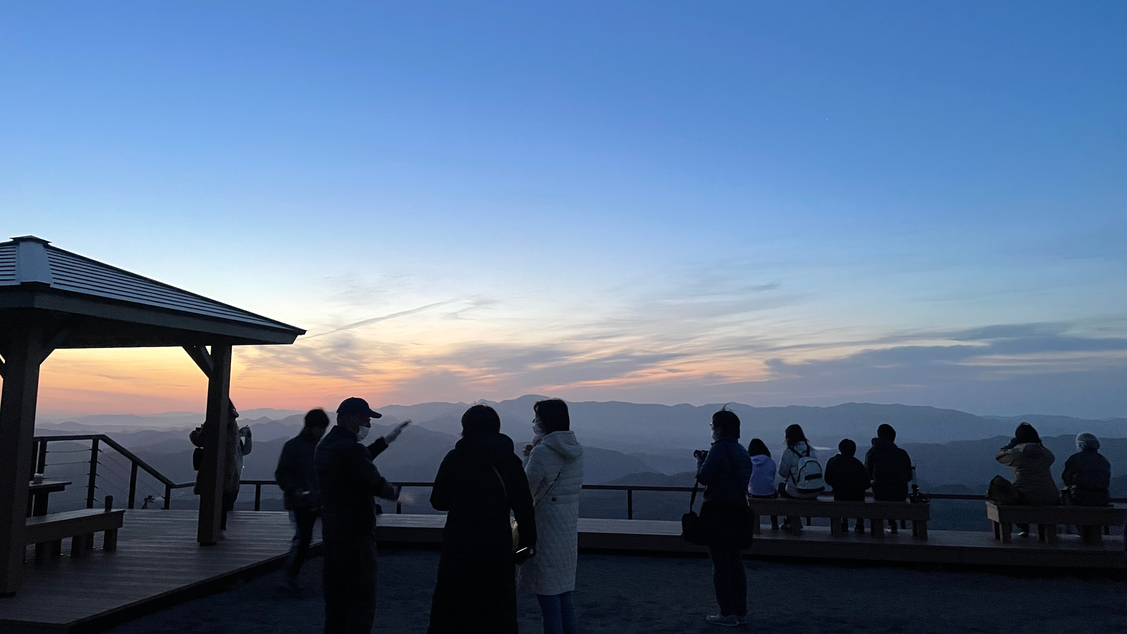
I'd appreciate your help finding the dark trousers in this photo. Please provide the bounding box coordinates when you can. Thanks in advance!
[221,491,237,530]
[285,509,319,581]
[537,592,578,634]
[323,536,377,634]
[708,544,747,617]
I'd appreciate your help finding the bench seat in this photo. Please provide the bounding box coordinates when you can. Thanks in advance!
[747,498,930,540]
[985,501,1126,548]
[25,508,125,559]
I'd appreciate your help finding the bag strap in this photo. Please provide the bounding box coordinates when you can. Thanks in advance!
[689,478,701,511]
[490,464,508,503]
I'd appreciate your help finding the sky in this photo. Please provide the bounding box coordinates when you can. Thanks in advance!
[3,2,1126,419]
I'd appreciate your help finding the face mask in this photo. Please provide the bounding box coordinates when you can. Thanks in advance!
[356,425,370,442]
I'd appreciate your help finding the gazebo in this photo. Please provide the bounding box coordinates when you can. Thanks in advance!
[0,236,304,594]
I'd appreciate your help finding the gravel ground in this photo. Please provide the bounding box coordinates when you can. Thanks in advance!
[106,549,1126,634]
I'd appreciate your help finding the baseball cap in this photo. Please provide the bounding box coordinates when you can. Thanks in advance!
[337,397,382,419]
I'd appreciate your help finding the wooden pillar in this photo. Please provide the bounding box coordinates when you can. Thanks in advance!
[0,316,44,595]
[196,344,232,545]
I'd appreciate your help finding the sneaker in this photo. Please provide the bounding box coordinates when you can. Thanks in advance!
[1017,531,1029,537]
[736,615,748,625]
[706,615,740,627]
[854,523,865,534]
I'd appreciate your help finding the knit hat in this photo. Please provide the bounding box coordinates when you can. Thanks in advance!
[1076,432,1100,452]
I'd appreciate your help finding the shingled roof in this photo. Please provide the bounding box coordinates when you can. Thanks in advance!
[0,236,304,346]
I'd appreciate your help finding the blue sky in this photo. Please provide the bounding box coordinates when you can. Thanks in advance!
[3,2,1126,417]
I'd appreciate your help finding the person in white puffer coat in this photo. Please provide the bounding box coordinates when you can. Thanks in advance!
[517,398,584,634]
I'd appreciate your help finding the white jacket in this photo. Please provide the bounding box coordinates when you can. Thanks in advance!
[516,431,584,596]
[778,440,819,498]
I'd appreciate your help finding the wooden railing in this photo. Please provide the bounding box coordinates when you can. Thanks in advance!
[33,434,1126,517]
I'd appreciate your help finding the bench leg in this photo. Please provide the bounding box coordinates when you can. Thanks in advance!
[50,539,62,558]
[872,518,885,538]
[913,520,928,541]
[830,518,841,536]
[103,528,119,552]
[71,535,89,558]
[1045,524,1058,545]
[993,521,1001,541]
[1037,524,1046,542]
[1001,523,1012,544]
[750,512,761,535]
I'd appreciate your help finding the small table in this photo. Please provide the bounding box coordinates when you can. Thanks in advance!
[27,480,71,517]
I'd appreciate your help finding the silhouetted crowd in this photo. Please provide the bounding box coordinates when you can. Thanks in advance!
[193,398,1114,633]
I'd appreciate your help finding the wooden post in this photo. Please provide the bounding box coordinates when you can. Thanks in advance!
[0,316,45,595]
[86,437,100,509]
[128,462,138,509]
[196,344,232,545]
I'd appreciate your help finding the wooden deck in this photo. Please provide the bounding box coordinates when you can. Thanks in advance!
[0,510,310,634]
[1,511,1122,634]
[377,514,1127,570]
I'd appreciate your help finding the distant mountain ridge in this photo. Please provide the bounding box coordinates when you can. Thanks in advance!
[40,398,1125,452]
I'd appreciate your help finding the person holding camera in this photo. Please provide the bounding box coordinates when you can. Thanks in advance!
[428,404,536,634]
[694,408,753,628]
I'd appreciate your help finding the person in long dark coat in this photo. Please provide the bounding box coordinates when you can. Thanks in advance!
[428,404,536,634]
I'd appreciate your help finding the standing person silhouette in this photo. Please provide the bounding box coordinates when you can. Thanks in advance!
[694,408,753,628]
[315,397,403,634]
[518,398,584,634]
[428,404,536,634]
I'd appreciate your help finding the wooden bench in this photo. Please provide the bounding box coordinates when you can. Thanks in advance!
[25,497,124,561]
[747,498,931,540]
[985,501,1126,549]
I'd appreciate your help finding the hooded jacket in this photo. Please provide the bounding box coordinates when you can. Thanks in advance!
[995,442,1059,506]
[825,454,870,501]
[748,454,778,497]
[865,438,912,501]
[428,431,535,634]
[517,431,584,596]
[778,441,819,498]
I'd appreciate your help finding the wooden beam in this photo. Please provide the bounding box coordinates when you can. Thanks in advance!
[0,313,45,595]
[196,344,232,545]
[40,318,81,364]
[183,345,214,378]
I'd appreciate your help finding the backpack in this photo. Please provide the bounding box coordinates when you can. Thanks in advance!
[789,446,825,494]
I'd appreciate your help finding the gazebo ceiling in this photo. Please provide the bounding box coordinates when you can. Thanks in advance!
[0,236,305,348]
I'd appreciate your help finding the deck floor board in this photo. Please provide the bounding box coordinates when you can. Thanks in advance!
[1,510,1122,633]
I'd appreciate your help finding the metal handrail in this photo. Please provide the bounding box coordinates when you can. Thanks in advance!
[33,434,1127,517]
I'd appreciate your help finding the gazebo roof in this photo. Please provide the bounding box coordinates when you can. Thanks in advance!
[0,236,305,347]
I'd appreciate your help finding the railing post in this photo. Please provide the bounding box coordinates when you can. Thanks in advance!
[397,501,402,514]
[86,438,100,509]
[627,489,633,520]
[164,484,172,510]
[128,462,138,509]
[36,439,48,475]
[254,484,262,511]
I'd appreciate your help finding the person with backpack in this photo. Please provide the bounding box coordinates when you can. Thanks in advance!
[824,439,870,534]
[865,424,913,534]
[694,408,753,628]
[746,438,779,531]
[189,404,251,533]
[776,424,824,532]
[517,399,584,634]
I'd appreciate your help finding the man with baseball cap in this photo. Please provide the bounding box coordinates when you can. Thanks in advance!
[315,397,406,634]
